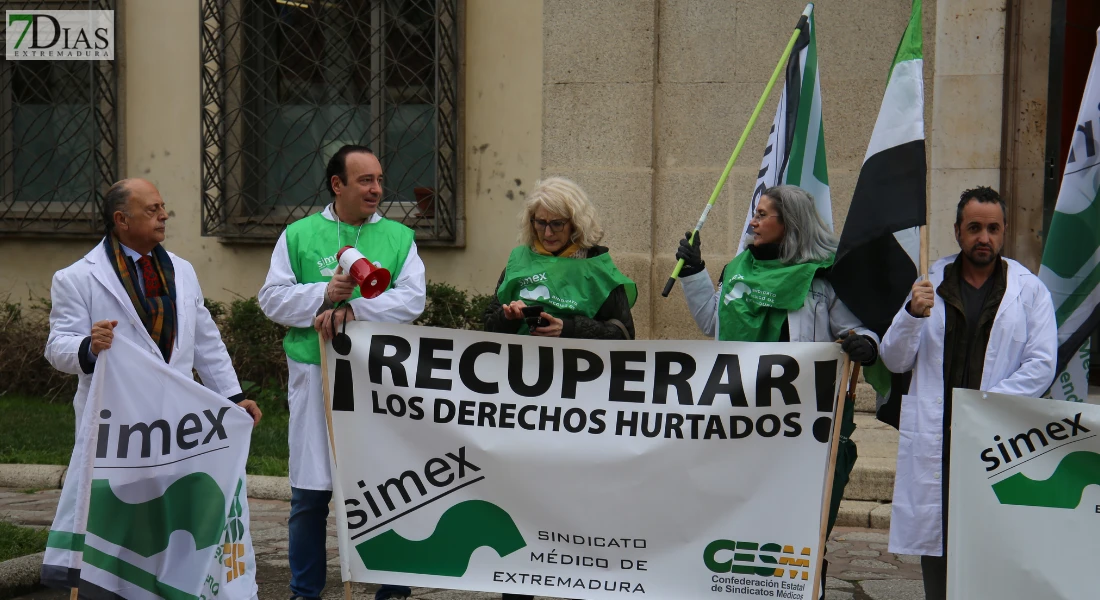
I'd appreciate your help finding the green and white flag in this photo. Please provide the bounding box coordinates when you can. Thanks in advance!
[828,0,925,422]
[42,335,258,600]
[738,3,830,253]
[1040,25,1100,403]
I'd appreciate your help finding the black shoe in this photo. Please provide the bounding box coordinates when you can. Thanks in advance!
[375,585,412,600]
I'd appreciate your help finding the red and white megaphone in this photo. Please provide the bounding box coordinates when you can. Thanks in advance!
[336,246,391,299]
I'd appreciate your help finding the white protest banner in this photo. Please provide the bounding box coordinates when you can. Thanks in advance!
[949,389,1100,599]
[42,335,258,600]
[324,322,846,600]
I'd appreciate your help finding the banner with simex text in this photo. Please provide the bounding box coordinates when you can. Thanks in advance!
[949,389,1100,599]
[325,323,846,600]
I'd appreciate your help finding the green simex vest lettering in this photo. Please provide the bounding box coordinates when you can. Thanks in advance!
[283,212,414,364]
[496,246,636,334]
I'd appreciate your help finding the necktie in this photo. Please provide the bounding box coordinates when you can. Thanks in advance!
[137,256,164,298]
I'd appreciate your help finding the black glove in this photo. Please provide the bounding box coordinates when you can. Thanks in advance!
[676,231,705,277]
[839,331,878,365]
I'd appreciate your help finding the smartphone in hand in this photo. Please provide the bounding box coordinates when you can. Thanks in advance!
[521,305,549,329]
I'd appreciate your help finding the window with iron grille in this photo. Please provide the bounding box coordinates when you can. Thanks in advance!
[0,0,118,236]
[200,0,461,244]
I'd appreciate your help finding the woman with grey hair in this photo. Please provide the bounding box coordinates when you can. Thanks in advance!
[676,185,876,349]
[675,184,878,593]
[484,177,636,340]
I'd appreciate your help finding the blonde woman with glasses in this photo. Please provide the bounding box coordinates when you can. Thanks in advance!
[484,177,636,341]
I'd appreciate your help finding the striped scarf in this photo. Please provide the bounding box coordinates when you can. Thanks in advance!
[532,238,587,259]
[104,235,177,362]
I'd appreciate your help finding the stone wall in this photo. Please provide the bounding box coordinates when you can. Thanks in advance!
[543,0,943,339]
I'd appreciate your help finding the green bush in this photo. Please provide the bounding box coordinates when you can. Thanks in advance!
[468,292,494,329]
[206,297,289,396]
[415,282,493,331]
[0,296,77,401]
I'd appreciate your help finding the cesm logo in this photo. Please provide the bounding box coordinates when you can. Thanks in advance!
[5,10,114,60]
[704,539,813,579]
[705,539,813,598]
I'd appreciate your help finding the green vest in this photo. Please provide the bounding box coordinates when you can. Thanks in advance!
[717,251,833,342]
[496,246,637,333]
[283,212,414,364]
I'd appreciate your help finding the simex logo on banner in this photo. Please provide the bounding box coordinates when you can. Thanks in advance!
[5,10,114,60]
[980,411,1096,510]
[344,445,526,578]
[949,389,1100,599]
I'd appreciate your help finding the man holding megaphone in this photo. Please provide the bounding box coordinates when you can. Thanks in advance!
[258,145,426,600]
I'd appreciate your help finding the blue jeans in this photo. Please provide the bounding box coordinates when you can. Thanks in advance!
[288,487,411,600]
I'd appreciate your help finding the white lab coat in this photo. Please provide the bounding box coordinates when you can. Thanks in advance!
[45,241,260,600]
[258,207,426,491]
[880,255,1057,556]
[45,240,243,426]
[679,267,878,344]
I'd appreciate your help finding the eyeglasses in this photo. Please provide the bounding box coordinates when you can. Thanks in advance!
[752,211,780,221]
[531,218,568,233]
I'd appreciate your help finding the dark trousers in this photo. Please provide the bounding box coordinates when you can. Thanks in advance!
[288,487,411,600]
[288,487,330,600]
[920,554,947,600]
[921,422,950,600]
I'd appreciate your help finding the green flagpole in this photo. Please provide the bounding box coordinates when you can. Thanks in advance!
[661,3,813,298]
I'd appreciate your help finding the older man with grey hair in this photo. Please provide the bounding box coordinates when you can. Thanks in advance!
[46,178,261,428]
[43,177,262,598]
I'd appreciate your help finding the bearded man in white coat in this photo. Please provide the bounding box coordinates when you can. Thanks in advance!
[879,186,1056,600]
[44,178,263,598]
[258,145,425,600]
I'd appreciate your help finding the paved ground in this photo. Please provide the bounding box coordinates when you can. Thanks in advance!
[0,488,924,600]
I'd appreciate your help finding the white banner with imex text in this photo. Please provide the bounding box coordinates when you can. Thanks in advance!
[325,323,845,600]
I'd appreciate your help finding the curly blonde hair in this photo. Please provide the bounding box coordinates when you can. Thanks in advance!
[517,177,604,249]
